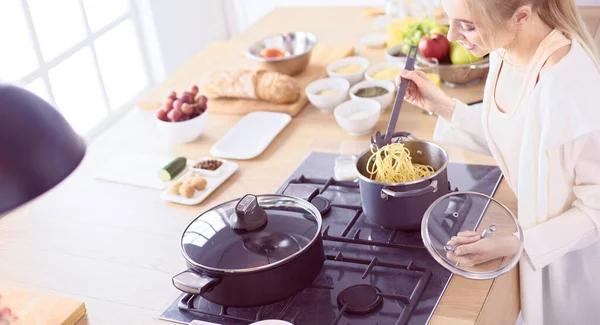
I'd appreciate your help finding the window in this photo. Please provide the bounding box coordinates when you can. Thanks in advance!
[1,0,156,138]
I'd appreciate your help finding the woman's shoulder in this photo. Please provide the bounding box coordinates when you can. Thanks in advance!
[535,39,600,148]
[538,39,600,91]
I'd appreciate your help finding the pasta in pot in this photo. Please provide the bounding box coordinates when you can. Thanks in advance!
[366,143,435,183]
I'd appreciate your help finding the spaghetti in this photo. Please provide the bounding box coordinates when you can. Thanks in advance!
[366,143,435,183]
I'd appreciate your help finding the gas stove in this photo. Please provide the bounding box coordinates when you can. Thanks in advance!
[159,152,502,325]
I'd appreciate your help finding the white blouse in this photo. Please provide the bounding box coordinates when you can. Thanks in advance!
[433,30,600,325]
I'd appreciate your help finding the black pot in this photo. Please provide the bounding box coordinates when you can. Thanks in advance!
[356,134,450,230]
[172,194,325,307]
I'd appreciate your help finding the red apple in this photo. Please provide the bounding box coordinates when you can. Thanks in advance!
[418,34,450,61]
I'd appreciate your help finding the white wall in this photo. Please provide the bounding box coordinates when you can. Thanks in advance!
[231,0,387,34]
[577,0,600,5]
[140,0,230,77]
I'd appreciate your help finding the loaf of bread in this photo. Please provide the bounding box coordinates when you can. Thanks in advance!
[200,69,300,104]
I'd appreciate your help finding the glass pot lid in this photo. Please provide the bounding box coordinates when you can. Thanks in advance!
[180,194,321,273]
[421,191,524,280]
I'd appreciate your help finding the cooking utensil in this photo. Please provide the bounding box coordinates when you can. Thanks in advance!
[356,132,451,230]
[370,45,418,149]
[246,31,317,76]
[421,191,524,280]
[172,193,325,307]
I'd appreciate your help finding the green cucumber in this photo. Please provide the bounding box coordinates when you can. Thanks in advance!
[158,157,187,181]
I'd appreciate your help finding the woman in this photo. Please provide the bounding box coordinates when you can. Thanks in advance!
[396,0,600,324]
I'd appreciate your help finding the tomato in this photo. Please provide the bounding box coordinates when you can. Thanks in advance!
[259,47,285,58]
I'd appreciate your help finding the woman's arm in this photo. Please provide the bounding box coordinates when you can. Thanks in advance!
[432,100,492,156]
[522,131,600,271]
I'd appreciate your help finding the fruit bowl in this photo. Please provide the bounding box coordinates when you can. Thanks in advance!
[416,55,490,87]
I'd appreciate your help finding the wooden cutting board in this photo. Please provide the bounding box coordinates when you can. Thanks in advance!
[137,41,355,117]
[0,285,86,325]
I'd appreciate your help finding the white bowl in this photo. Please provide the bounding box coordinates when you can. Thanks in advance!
[326,56,370,85]
[305,77,350,113]
[364,61,404,85]
[349,79,396,111]
[334,99,381,136]
[385,44,408,64]
[155,113,207,144]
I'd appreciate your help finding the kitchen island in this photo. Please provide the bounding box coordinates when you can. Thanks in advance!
[0,7,520,325]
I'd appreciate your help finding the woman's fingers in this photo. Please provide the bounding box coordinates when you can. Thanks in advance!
[454,241,486,256]
[447,235,481,247]
[396,69,426,87]
[457,230,480,237]
[446,252,477,267]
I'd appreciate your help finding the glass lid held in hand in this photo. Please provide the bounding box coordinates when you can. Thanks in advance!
[180,194,321,273]
[421,191,524,280]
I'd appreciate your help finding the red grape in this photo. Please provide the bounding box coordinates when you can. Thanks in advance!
[180,115,190,121]
[158,103,169,113]
[184,91,197,103]
[156,109,168,121]
[197,95,207,105]
[181,103,194,115]
[165,98,174,109]
[190,111,200,119]
[168,91,177,100]
[173,99,183,110]
[167,108,183,122]
[191,85,199,95]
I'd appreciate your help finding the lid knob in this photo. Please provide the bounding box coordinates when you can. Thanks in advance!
[230,194,268,231]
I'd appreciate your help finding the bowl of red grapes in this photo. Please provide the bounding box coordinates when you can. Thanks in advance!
[155,84,209,144]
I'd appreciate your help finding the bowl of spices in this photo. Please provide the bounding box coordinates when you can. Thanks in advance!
[349,79,396,111]
[364,62,403,85]
[305,77,350,113]
[192,158,225,177]
[333,98,381,136]
[326,56,370,85]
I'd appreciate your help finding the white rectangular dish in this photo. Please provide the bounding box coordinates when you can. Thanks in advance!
[210,111,292,160]
[160,158,238,205]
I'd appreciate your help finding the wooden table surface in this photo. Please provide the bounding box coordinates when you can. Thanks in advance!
[0,7,522,325]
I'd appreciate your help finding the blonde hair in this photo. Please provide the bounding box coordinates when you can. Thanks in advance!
[473,0,600,71]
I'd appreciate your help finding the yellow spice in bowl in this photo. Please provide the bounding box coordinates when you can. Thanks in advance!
[370,67,400,80]
[334,64,363,74]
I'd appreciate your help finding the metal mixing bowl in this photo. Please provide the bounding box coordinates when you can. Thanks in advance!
[246,31,317,76]
[416,55,490,88]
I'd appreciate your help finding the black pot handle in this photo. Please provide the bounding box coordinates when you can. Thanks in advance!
[381,180,438,200]
[390,131,418,143]
[172,270,220,294]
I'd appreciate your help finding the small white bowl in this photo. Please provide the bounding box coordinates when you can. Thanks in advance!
[305,77,350,113]
[385,44,408,64]
[156,113,207,145]
[349,79,396,111]
[334,99,381,136]
[364,61,403,85]
[326,56,370,85]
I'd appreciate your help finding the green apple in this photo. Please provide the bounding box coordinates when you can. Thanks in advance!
[449,41,483,65]
[430,25,449,37]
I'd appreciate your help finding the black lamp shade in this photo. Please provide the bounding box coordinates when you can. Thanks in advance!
[0,84,86,214]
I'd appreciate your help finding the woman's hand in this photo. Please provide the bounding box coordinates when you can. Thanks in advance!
[395,69,456,119]
[445,230,519,267]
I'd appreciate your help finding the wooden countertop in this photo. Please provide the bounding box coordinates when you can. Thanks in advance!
[0,7,521,325]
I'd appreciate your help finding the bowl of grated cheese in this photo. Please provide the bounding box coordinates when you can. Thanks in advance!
[333,98,381,136]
